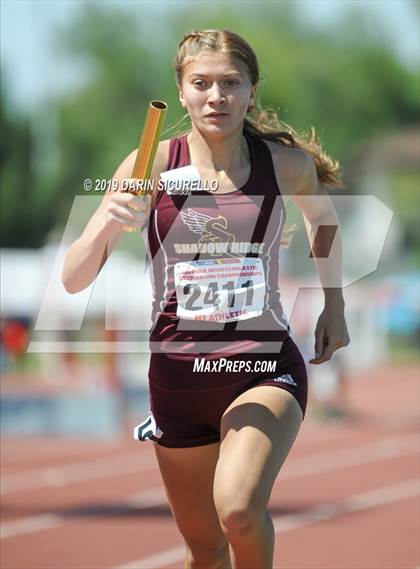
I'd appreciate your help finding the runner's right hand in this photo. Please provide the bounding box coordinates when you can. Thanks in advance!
[100,178,152,231]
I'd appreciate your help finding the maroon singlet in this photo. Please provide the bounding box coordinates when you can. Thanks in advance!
[147,131,290,350]
[134,131,308,447]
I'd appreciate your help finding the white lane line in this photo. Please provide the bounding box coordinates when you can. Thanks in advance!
[114,478,420,569]
[281,433,419,479]
[1,442,124,464]
[3,430,418,495]
[1,452,156,494]
[115,546,187,569]
[0,515,62,539]
[1,433,418,539]
[0,487,168,540]
[273,478,420,532]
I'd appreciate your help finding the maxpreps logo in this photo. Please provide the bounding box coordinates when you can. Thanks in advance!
[174,208,265,257]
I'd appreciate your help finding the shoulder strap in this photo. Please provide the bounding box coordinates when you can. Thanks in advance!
[151,138,176,210]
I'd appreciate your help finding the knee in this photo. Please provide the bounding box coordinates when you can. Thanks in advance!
[214,478,267,538]
[217,500,264,538]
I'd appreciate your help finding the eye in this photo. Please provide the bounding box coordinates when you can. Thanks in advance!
[226,79,240,87]
[193,79,207,88]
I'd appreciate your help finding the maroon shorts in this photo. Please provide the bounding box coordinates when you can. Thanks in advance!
[134,335,308,448]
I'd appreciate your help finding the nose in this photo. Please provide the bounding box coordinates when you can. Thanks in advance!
[208,82,226,105]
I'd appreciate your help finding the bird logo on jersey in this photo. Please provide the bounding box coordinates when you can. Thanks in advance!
[180,208,237,258]
[174,208,265,256]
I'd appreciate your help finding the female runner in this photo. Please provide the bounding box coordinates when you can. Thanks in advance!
[63,29,349,569]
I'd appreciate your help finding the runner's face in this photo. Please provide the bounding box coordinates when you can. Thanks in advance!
[179,52,256,137]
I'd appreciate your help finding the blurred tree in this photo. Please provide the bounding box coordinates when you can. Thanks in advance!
[0,80,37,248]
[1,1,419,249]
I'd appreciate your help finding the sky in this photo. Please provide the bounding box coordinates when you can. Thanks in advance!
[1,0,419,113]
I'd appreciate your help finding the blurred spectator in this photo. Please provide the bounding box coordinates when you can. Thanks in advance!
[1,318,30,372]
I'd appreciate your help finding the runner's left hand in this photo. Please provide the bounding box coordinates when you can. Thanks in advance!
[309,306,350,365]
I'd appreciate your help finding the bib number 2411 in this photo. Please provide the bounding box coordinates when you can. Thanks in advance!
[174,257,265,322]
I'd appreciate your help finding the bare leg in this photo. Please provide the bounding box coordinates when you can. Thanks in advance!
[153,442,231,569]
[213,387,303,568]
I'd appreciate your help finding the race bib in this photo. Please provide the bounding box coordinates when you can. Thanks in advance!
[174,257,265,322]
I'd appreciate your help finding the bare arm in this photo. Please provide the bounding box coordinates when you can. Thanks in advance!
[271,146,350,363]
[291,152,345,308]
[62,140,170,294]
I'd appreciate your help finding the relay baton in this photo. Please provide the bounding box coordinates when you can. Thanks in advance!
[123,100,168,232]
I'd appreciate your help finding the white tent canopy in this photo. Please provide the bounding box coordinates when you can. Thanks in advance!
[1,247,153,329]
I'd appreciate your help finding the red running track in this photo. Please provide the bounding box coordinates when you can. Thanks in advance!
[1,363,419,569]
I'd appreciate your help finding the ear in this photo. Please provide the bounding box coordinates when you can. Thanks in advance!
[179,88,187,109]
[249,85,257,106]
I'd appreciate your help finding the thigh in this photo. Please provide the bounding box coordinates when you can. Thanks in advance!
[153,441,228,549]
[214,386,303,514]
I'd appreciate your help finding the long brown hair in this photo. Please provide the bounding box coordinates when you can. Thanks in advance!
[170,29,344,189]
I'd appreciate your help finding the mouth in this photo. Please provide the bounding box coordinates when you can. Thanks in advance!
[205,112,229,118]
